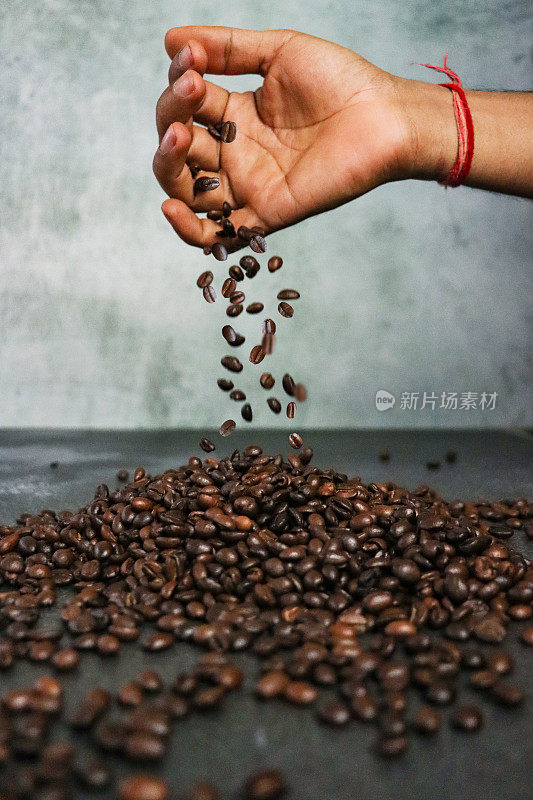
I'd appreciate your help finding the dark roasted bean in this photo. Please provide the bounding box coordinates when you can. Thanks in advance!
[202,285,216,303]
[277,289,300,300]
[118,775,169,800]
[282,373,295,396]
[278,301,294,318]
[226,303,243,317]
[196,271,213,288]
[247,302,264,314]
[199,438,216,453]
[260,373,275,389]
[217,378,234,391]
[229,389,246,401]
[219,420,236,437]
[211,242,227,261]
[220,120,237,143]
[249,345,265,365]
[267,397,282,414]
[268,256,283,272]
[286,402,296,419]
[194,176,220,193]
[221,356,243,372]
[451,704,483,731]
[230,290,245,304]
[229,265,244,281]
[250,234,267,253]
[241,404,253,422]
[222,278,237,297]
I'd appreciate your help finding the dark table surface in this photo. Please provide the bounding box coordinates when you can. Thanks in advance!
[0,428,531,800]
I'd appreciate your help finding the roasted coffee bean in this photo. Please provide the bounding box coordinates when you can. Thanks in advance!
[249,345,265,365]
[317,699,350,726]
[219,420,236,437]
[451,704,483,731]
[222,325,240,345]
[199,438,216,453]
[284,681,317,705]
[268,256,283,272]
[230,290,245,304]
[221,356,243,373]
[249,235,267,253]
[217,378,234,391]
[267,397,282,414]
[490,681,524,707]
[237,226,253,242]
[229,389,246,402]
[207,210,222,221]
[117,468,129,481]
[521,626,533,645]
[413,705,441,735]
[118,775,169,800]
[196,271,213,288]
[52,647,80,671]
[222,201,232,218]
[255,671,290,699]
[286,402,296,419]
[277,289,300,300]
[262,319,276,335]
[260,373,275,389]
[220,121,237,143]
[194,176,220,193]
[202,286,216,303]
[222,278,237,297]
[294,383,307,402]
[278,302,294,318]
[226,304,243,317]
[144,632,173,651]
[245,770,286,800]
[375,735,409,758]
[211,242,227,261]
[247,302,264,314]
[229,265,244,281]
[241,404,253,422]
[282,374,295,396]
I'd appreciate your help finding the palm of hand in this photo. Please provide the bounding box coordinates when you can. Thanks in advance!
[220,34,404,232]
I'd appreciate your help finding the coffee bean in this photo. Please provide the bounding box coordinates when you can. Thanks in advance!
[220,121,237,143]
[267,398,282,414]
[229,389,246,401]
[255,671,290,699]
[451,704,483,731]
[203,245,212,255]
[194,176,220,193]
[262,319,276,334]
[143,632,173,651]
[219,420,236,437]
[230,290,245,304]
[247,302,264,314]
[199,438,216,453]
[376,735,408,758]
[487,652,513,674]
[222,201,231,217]
[490,681,524,707]
[124,731,165,761]
[521,626,533,645]
[222,325,240,345]
[226,304,243,317]
[249,346,265,365]
[317,699,350,726]
[250,235,267,253]
[237,226,253,242]
[193,685,225,710]
[217,378,234,391]
[207,210,222,221]
[222,278,237,297]
[262,333,275,354]
[278,302,294,318]
[221,356,243,372]
[245,770,286,800]
[211,243,227,261]
[229,265,244,281]
[267,256,283,272]
[284,681,317,705]
[282,374,295,396]
[196,271,213,288]
[241,404,253,422]
[260,373,275,389]
[119,775,169,800]
[277,289,300,300]
[286,402,296,419]
[413,705,441,735]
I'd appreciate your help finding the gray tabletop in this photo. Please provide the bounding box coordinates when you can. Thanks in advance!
[0,428,531,800]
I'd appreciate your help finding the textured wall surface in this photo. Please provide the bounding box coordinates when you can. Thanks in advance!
[0,0,531,429]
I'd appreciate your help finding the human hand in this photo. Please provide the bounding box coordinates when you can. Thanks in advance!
[153,26,457,249]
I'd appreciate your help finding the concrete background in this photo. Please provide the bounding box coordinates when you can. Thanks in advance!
[0,0,531,430]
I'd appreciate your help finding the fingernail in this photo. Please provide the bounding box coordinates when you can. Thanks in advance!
[172,72,194,98]
[176,44,193,72]
[160,126,176,154]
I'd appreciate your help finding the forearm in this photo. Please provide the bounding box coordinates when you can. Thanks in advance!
[399,79,533,198]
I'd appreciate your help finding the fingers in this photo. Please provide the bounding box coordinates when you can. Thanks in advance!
[162,199,267,250]
[156,74,229,141]
[165,26,294,76]
[168,39,208,84]
[153,122,193,200]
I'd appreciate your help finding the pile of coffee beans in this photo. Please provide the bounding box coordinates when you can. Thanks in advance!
[0,445,531,796]
[192,123,305,453]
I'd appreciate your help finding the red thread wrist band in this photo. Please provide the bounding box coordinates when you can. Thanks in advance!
[416,54,475,188]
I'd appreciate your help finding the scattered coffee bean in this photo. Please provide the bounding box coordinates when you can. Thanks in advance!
[250,235,267,253]
[202,286,216,303]
[245,770,286,800]
[288,433,303,449]
[277,289,300,300]
[196,271,213,288]
[199,438,216,453]
[221,356,243,373]
[451,704,483,731]
[229,265,244,281]
[222,278,236,297]
[267,398,282,414]
[262,319,276,334]
[219,420,236,437]
[241,404,253,422]
[220,121,237,143]
[267,256,283,272]
[226,304,243,317]
[247,302,264,314]
[278,302,294,318]
[282,374,295,396]
[229,389,246,402]
[194,176,220,193]
[117,469,129,481]
[230,290,245,304]
[211,243,227,261]
[217,378,234,391]
[250,345,265,365]
[260,373,275,389]
[119,775,169,800]
[286,402,296,419]
[412,705,441,735]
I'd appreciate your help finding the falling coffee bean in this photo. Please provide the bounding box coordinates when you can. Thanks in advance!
[199,438,216,453]
[222,278,236,298]
[286,402,296,419]
[241,404,253,422]
[237,226,253,242]
[247,302,264,314]
[229,390,246,402]
[260,373,275,389]
[278,302,294,318]
[268,256,283,272]
[222,201,232,217]
[230,291,245,304]
[249,346,265,365]
[277,289,300,300]
[211,243,227,261]
[282,374,295,396]
[288,433,303,449]
[196,271,213,288]
[219,420,236,437]
[221,356,243,373]
[249,235,267,253]
[217,378,234,391]
[226,304,243,317]
[262,334,275,354]
[267,397,282,414]
[263,319,276,334]
[294,383,307,402]
[202,286,216,303]
[229,265,244,281]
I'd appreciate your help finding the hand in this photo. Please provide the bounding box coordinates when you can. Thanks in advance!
[153,27,422,250]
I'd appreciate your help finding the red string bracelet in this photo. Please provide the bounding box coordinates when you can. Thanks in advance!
[415,54,475,188]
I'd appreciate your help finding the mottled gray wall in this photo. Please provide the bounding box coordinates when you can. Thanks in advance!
[0,0,531,429]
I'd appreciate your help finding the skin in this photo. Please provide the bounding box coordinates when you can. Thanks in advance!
[154,26,533,251]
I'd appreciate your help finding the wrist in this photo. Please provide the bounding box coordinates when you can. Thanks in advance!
[395,77,458,183]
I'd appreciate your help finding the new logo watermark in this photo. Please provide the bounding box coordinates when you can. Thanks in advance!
[375,390,396,411]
